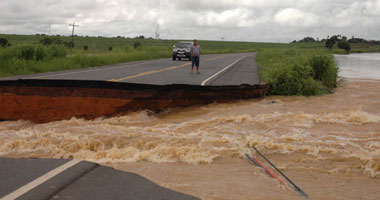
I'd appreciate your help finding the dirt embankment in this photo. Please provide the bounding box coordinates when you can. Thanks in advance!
[0,79,270,123]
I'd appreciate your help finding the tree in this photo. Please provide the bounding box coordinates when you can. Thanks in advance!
[63,41,75,48]
[133,42,142,49]
[298,37,316,43]
[337,41,351,53]
[40,37,63,46]
[325,39,335,49]
[0,38,9,47]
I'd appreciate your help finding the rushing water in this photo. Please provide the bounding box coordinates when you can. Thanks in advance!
[1,53,380,199]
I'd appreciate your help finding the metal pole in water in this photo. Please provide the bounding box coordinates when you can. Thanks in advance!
[252,146,309,199]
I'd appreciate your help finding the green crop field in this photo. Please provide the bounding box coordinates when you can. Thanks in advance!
[1,33,379,96]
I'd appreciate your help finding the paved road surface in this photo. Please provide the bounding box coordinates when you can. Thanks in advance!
[0,158,199,200]
[0,53,261,86]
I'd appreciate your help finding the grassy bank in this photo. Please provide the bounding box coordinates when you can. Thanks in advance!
[257,48,338,95]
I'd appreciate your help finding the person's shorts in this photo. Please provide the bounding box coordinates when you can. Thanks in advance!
[192,56,200,67]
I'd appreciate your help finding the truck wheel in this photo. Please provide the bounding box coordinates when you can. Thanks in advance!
[178,58,181,61]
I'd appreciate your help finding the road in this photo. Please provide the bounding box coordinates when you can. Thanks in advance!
[0,158,198,200]
[1,53,261,86]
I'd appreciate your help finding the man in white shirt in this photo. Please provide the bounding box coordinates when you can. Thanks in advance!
[190,39,202,74]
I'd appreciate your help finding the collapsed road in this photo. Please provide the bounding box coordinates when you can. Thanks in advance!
[0,53,270,123]
[0,53,269,200]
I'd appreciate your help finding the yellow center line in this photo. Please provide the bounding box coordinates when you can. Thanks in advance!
[109,55,227,82]
[205,55,226,61]
[109,63,190,82]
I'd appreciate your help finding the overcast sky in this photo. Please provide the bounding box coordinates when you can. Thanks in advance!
[1,0,379,42]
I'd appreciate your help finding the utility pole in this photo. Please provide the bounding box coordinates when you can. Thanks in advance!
[221,37,225,49]
[69,23,79,55]
[155,23,160,39]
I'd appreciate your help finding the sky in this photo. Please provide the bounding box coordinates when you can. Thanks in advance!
[1,0,380,42]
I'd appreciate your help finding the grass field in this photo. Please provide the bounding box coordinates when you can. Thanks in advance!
[1,34,379,95]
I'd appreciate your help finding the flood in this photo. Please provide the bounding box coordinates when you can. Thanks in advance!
[1,53,380,199]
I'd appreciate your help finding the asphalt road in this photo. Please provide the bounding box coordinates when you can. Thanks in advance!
[1,53,261,86]
[0,158,199,200]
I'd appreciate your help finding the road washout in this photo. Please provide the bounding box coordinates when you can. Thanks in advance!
[1,53,380,199]
[1,79,380,199]
[0,79,270,123]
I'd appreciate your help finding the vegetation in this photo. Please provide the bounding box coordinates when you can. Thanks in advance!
[337,41,351,53]
[325,39,336,49]
[0,33,378,96]
[257,49,338,96]
[0,38,10,47]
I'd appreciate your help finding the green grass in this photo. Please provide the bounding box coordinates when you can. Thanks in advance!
[257,48,338,95]
[1,34,379,96]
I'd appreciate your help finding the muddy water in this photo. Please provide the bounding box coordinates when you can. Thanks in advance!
[1,55,380,199]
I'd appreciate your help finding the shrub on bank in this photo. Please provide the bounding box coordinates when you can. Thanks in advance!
[257,49,339,96]
[270,64,321,95]
[309,55,338,88]
[48,45,67,58]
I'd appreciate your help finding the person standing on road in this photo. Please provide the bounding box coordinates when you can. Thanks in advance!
[190,39,202,74]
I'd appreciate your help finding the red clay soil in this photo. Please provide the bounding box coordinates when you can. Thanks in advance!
[0,80,271,123]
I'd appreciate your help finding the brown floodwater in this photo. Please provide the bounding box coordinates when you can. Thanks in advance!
[1,78,379,199]
[2,52,380,199]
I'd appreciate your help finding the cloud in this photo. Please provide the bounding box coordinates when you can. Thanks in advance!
[274,8,319,27]
[0,0,379,42]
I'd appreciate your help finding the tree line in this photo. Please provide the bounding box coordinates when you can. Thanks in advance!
[292,35,380,53]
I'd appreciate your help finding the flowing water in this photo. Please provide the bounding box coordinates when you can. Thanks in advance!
[1,54,380,199]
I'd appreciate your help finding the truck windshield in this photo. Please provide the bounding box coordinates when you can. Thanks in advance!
[177,43,191,48]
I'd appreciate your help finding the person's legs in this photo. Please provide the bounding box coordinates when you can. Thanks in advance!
[196,56,200,73]
[191,56,195,73]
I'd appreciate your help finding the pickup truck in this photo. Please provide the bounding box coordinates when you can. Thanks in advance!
[172,42,192,61]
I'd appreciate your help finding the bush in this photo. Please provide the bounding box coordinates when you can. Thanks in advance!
[270,64,320,96]
[18,44,36,60]
[108,46,113,51]
[63,41,75,48]
[125,45,130,52]
[134,42,142,49]
[0,38,9,47]
[83,45,89,51]
[337,41,351,53]
[309,55,338,88]
[35,45,47,61]
[325,39,335,49]
[40,37,62,46]
[257,49,339,96]
[48,45,67,58]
